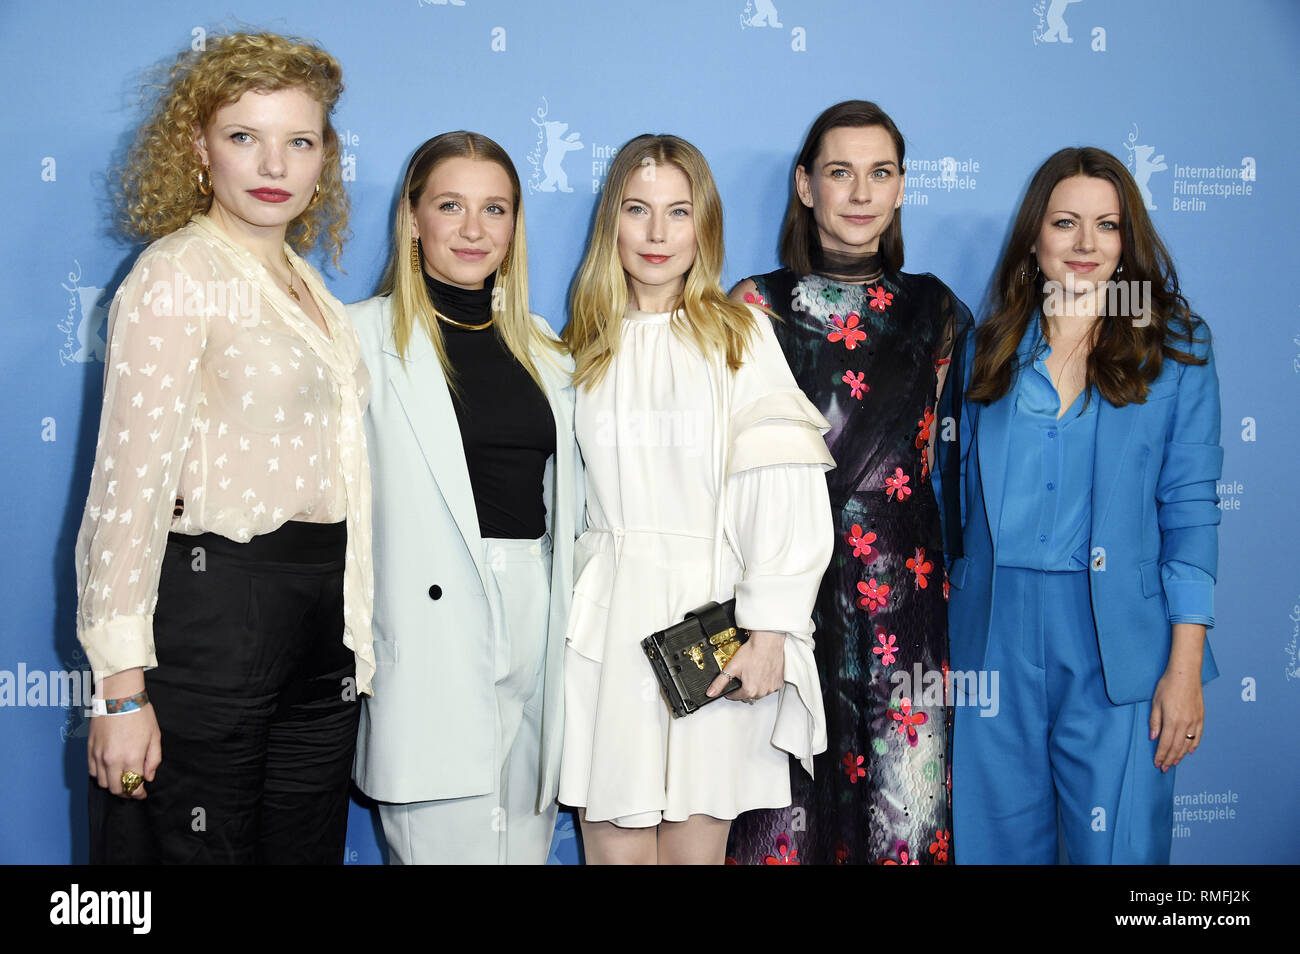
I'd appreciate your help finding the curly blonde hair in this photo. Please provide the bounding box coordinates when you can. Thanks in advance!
[118,32,348,263]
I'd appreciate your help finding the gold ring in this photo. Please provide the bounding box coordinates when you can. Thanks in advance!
[120,770,144,795]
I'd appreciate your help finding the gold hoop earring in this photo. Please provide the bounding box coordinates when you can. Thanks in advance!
[308,182,321,206]
[197,165,212,196]
[410,239,422,275]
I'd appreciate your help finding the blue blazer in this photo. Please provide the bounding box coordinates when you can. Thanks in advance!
[938,323,1222,705]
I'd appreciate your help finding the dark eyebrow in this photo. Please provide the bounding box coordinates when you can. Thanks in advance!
[1048,209,1121,218]
[823,159,898,170]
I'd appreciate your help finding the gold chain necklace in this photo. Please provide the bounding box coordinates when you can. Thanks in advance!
[283,256,301,302]
[436,312,494,331]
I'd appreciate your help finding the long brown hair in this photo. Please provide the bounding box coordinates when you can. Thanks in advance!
[968,147,1208,406]
[377,131,562,389]
[779,100,906,274]
[118,32,348,263]
[564,134,757,389]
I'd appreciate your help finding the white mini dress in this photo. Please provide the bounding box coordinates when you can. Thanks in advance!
[558,305,834,827]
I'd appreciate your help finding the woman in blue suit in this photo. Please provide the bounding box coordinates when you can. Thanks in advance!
[942,147,1221,864]
[350,132,580,864]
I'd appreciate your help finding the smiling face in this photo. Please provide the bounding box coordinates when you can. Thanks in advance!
[194,86,326,241]
[411,156,516,290]
[1033,174,1123,297]
[795,124,904,258]
[616,161,697,312]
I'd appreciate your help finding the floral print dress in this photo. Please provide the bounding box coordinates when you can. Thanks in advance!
[726,267,970,865]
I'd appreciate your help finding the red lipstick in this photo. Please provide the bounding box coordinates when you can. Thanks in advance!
[248,188,291,203]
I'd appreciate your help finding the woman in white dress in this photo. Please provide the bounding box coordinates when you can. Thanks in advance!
[559,134,835,864]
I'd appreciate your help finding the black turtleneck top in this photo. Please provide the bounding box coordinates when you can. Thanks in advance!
[424,273,555,540]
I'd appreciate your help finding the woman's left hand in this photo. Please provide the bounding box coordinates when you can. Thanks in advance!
[1150,667,1205,772]
[707,630,785,702]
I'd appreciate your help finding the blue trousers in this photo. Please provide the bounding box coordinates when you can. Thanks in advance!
[952,567,1175,864]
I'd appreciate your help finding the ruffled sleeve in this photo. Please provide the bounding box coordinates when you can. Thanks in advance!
[724,306,834,776]
[727,462,832,776]
[728,306,835,476]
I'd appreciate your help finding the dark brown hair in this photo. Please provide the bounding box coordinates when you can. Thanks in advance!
[968,146,1208,406]
[779,100,906,274]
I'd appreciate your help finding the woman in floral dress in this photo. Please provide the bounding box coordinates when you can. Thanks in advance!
[727,101,971,866]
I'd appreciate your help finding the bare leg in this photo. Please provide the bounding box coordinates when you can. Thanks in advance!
[657,814,731,865]
[579,811,657,865]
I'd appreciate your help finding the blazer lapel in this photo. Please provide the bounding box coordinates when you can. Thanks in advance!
[976,392,1014,543]
[383,330,488,591]
[1090,395,1140,538]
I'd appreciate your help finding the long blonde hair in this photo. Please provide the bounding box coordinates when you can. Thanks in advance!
[118,31,348,263]
[378,132,563,390]
[564,134,757,389]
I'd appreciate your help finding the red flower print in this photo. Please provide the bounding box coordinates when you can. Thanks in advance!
[842,750,867,784]
[834,841,850,865]
[763,832,800,865]
[920,453,930,483]
[827,312,867,350]
[942,659,951,705]
[915,407,935,449]
[942,571,951,602]
[841,370,868,400]
[906,547,933,589]
[857,578,891,614]
[928,830,951,864]
[743,291,770,309]
[890,697,929,747]
[884,467,912,501]
[867,285,894,312]
[873,627,898,666]
[844,524,878,564]
[880,841,919,865]
[934,355,951,373]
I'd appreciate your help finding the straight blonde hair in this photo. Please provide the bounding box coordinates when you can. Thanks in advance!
[378,132,563,391]
[564,134,757,389]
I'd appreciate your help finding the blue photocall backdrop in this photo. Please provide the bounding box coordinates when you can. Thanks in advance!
[2,0,1296,864]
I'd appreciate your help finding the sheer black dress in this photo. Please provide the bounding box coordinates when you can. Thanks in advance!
[726,260,971,865]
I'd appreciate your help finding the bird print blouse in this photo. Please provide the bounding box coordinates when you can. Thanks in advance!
[74,215,375,693]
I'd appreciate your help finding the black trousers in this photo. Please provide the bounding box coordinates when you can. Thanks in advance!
[89,521,359,864]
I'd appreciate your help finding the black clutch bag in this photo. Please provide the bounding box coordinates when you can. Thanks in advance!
[641,600,749,718]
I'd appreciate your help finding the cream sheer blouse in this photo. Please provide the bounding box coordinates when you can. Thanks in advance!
[74,215,375,693]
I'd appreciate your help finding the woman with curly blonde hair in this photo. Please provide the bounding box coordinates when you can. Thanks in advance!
[75,31,373,864]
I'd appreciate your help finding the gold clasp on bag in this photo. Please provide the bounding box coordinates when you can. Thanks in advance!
[683,644,706,670]
[710,627,743,670]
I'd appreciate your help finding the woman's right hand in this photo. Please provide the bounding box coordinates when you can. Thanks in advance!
[88,669,162,799]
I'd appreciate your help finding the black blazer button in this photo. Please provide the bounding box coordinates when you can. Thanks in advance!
[428,585,442,600]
